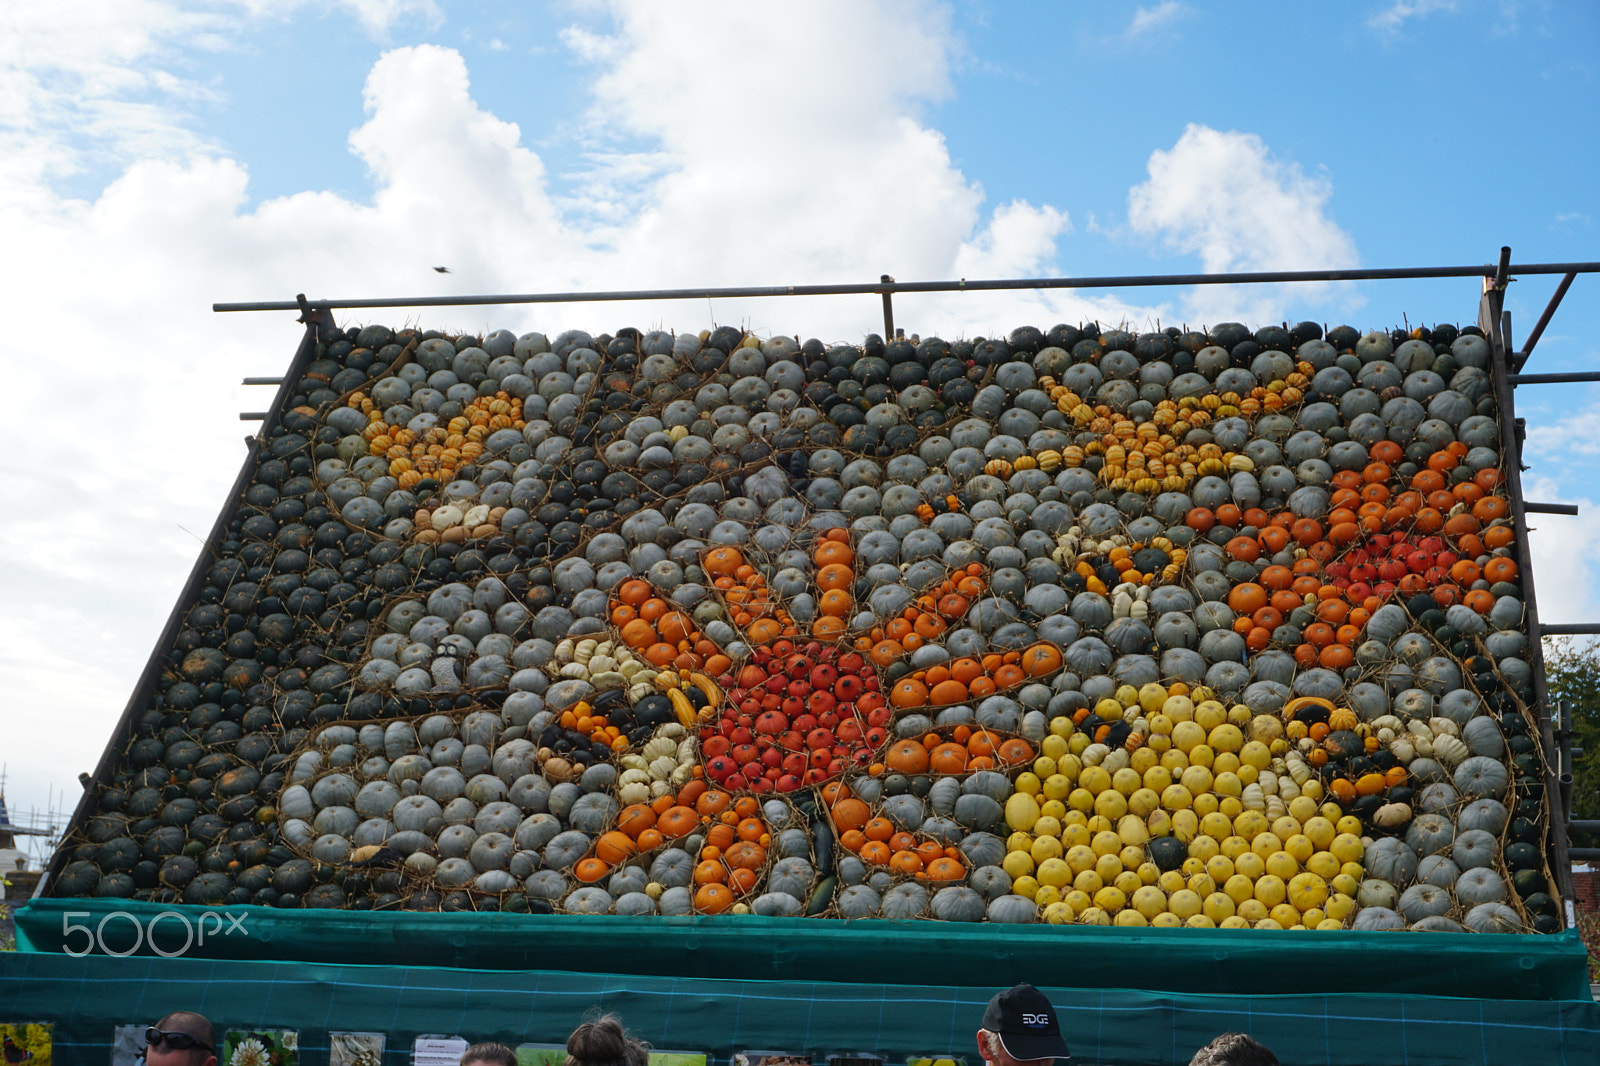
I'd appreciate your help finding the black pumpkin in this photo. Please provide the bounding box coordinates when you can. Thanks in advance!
[1149,836,1187,872]
[1504,842,1541,871]
[1323,730,1364,761]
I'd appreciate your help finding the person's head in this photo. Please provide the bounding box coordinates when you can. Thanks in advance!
[1188,1033,1279,1066]
[462,1044,517,1066]
[566,1015,649,1066]
[976,984,1071,1066]
[144,1012,217,1066]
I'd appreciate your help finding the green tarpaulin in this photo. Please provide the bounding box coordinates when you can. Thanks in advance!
[13,898,1593,1001]
[7,900,1600,1065]
[2,950,1598,1066]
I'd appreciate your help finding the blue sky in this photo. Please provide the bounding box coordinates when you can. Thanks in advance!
[0,0,1595,850]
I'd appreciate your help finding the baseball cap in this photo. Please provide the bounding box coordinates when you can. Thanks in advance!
[982,984,1071,1062]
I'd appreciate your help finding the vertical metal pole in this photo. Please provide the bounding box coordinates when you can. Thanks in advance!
[880,275,895,340]
[1485,282,1575,918]
[1556,701,1574,822]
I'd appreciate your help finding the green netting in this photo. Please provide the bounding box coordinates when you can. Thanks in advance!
[2,949,1597,1066]
[15,899,1594,1002]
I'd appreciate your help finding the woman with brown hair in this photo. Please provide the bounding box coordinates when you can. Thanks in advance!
[565,1015,650,1066]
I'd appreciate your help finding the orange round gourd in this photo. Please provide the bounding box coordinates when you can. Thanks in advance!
[724,841,767,870]
[814,539,854,566]
[694,883,734,913]
[997,738,1035,765]
[595,831,637,865]
[1020,642,1063,677]
[885,739,931,774]
[859,840,892,866]
[818,589,854,617]
[928,743,968,774]
[1482,557,1518,583]
[658,806,699,838]
[829,797,871,831]
[1228,583,1268,614]
[703,547,744,576]
[817,564,854,590]
[890,678,929,708]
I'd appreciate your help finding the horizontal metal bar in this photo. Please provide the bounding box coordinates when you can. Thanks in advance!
[1570,848,1600,861]
[239,412,270,421]
[242,376,285,385]
[1507,371,1600,385]
[212,261,1600,314]
[1570,821,1600,833]
[1526,502,1580,515]
[1538,623,1600,636]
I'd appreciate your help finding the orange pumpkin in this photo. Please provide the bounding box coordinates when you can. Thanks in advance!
[890,678,929,708]
[884,739,931,774]
[617,804,657,839]
[694,883,734,913]
[1019,642,1063,677]
[595,831,637,865]
[829,797,871,831]
[657,806,700,838]
[724,841,767,870]
[928,743,969,774]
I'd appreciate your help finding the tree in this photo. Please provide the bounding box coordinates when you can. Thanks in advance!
[1542,637,1600,849]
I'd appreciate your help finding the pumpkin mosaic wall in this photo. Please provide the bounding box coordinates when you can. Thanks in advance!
[57,321,1561,933]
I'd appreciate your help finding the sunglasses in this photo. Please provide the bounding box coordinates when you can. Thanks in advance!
[145,1028,215,1054]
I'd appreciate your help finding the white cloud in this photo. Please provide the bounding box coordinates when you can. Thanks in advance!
[1368,0,1457,34]
[1126,2,1189,37]
[1127,123,1360,324]
[1526,402,1600,458]
[1520,477,1600,626]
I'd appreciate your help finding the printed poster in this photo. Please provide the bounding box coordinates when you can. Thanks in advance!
[0,1023,50,1066]
[649,1054,708,1066]
[415,1036,469,1066]
[515,1045,567,1066]
[734,1053,812,1066]
[331,1033,387,1066]
[110,1025,147,1066]
[223,1030,299,1066]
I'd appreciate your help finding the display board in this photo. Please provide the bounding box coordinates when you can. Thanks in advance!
[47,319,1563,944]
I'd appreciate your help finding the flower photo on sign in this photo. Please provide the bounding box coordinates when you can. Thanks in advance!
[0,1022,51,1066]
[223,1030,298,1066]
